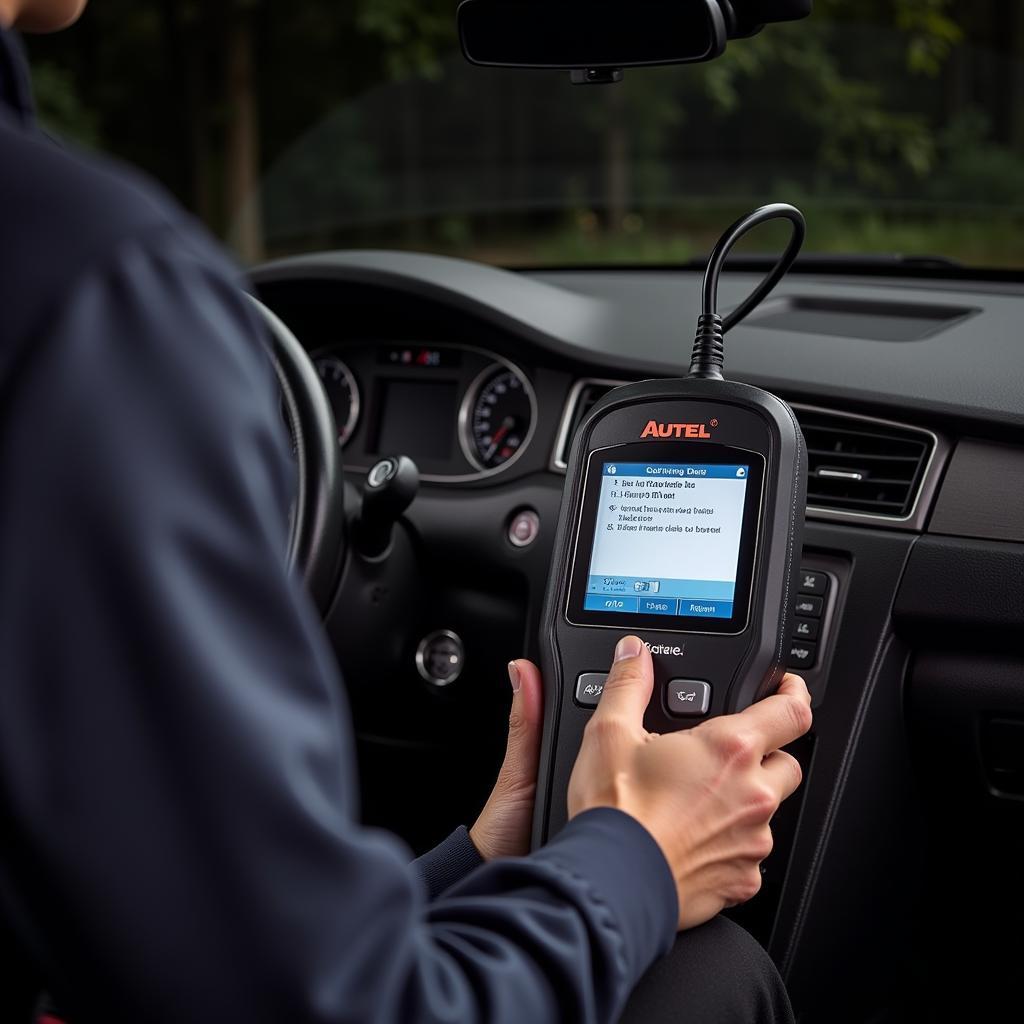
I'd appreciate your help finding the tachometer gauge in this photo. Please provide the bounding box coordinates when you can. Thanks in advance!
[461,363,536,471]
[313,354,360,446]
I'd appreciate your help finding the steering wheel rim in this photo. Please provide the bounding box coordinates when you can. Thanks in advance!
[248,295,346,616]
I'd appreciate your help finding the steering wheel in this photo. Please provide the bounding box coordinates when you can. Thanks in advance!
[248,295,347,615]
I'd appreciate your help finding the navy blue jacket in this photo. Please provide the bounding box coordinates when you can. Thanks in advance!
[0,28,676,1023]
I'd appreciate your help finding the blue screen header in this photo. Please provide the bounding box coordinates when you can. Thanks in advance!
[604,462,749,480]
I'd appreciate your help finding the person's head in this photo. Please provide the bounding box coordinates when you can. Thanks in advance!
[0,0,87,32]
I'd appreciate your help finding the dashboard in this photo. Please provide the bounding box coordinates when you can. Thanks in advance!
[252,250,1024,1024]
[311,342,537,480]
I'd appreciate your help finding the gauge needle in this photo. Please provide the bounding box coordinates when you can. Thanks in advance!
[486,417,515,460]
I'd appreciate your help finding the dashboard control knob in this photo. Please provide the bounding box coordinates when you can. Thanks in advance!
[357,455,419,558]
[416,630,465,687]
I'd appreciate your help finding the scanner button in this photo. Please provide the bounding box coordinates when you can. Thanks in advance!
[798,570,829,596]
[584,594,640,613]
[788,642,817,670]
[794,595,823,618]
[793,617,820,641]
[575,673,608,709]
[667,680,711,718]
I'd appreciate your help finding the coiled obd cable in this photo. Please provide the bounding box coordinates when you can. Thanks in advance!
[689,203,806,380]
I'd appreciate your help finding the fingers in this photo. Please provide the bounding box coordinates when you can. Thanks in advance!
[777,673,812,707]
[508,659,543,733]
[501,660,543,787]
[734,673,812,754]
[590,636,654,727]
[469,661,544,861]
[760,750,804,802]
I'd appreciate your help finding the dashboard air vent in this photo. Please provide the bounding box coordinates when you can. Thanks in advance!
[552,379,624,469]
[795,408,934,520]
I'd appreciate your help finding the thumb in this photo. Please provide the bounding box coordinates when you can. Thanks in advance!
[591,635,654,726]
[498,660,543,791]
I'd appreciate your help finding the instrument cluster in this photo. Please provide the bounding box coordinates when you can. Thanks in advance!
[311,343,537,481]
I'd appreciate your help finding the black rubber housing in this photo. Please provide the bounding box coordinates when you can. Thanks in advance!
[532,376,806,845]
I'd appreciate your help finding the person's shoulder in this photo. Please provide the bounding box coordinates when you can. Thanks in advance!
[0,112,237,346]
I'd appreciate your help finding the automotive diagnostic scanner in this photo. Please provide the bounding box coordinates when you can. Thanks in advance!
[533,204,808,844]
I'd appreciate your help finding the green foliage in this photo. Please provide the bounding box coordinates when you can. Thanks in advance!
[30,60,98,147]
[23,0,1024,268]
[354,0,455,81]
[483,202,1024,269]
[929,112,1024,205]
[682,5,955,191]
[893,0,963,75]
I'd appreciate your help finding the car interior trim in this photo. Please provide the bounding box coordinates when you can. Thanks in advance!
[779,628,901,978]
[928,439,1024,543]
[549,377,631,473]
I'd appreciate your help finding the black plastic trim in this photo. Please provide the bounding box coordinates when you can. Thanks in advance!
[893,534,1024,644]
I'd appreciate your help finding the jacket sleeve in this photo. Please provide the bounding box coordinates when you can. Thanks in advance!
[0,227,678,1024]
[414,827,484,900]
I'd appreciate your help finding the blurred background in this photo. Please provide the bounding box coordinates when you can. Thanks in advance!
[24,0,1024,268]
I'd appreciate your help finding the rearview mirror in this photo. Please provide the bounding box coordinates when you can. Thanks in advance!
[457,0,727,79]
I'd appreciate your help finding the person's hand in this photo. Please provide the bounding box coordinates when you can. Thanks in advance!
[469,660,544,860]
[568,636,812,931]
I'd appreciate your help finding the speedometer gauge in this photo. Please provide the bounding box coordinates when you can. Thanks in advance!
[313,354,360,446]
[460,363,536,471]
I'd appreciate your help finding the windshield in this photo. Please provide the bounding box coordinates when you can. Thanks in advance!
[26,1,1024,269]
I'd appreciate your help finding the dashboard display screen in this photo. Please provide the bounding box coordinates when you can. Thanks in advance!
[374,380,458,459]
[568,448,764,634]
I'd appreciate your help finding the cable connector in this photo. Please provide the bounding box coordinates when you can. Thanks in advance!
[688,313,726,380]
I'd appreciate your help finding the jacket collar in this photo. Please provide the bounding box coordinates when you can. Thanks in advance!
[0,26,35,127]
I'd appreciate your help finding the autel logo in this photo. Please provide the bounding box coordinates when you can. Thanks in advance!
[644,641,685,657]
[640,420,713,439]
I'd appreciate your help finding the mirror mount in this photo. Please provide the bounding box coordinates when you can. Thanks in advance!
[569,68,625,87]
[717,0,765,39]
